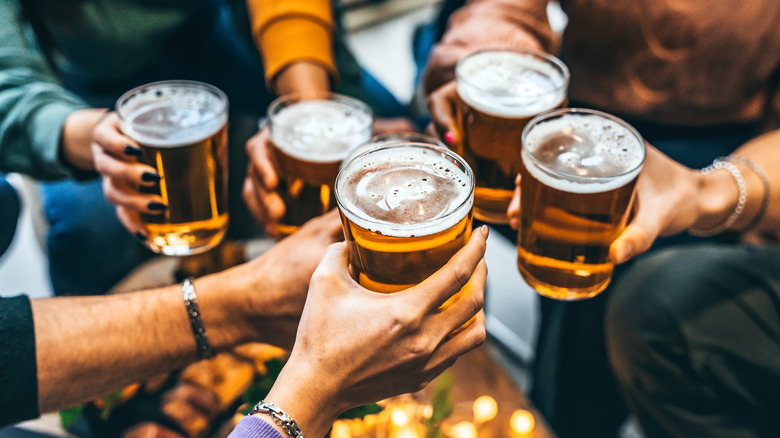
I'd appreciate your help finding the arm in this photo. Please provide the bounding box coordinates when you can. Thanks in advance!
[423,0,554,94]
[606,131,780,262]
[231,227,489,438]
[29,211,342,417]
[0,1,97,179]
[424,0,553,140]
[245,0,335,95]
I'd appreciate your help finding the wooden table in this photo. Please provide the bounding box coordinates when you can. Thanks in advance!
[414,342,556,438]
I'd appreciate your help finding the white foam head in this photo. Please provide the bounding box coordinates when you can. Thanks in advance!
[456,50,569,118]
[270,99,373,162]
[117,81,227,148]
[522,110,645,193]
[336,144,474,237]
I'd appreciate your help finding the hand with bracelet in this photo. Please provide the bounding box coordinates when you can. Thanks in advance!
[231,227,489,438]
[506,130,780,265]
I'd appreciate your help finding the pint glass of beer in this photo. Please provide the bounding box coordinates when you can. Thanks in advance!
[335,142,474,293]
[117,80,229,256]
[268,92,373,236]
[455,49,569,224]
[517,108,645,300]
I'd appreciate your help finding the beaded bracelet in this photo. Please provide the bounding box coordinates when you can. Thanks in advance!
[689,159,747,237]
[725,155,770,231]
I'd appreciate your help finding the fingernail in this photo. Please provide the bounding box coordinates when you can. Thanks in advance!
[444,131,455,145]
[480,225,489,237]
[148,202,167,211]
[124,145,143,157]
[134,232,146,242]
[141,172,161,182]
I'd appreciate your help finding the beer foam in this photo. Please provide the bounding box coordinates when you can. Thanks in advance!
[523,113,644,193]
[120,87,227,148]
[457,51,567,118]
[271,100,372,162]
[337,146,473,237]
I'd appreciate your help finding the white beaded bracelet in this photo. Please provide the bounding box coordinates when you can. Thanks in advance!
[689,159,747,237]
[725,155,770,231]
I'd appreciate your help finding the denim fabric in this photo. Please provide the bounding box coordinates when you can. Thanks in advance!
[0,176,20,258]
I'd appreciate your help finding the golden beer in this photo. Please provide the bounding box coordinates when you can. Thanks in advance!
[268,93,372,236]
[335,143,474,293]
[455,49,569,224]
[518,109,645,300]
[117,81,229,256]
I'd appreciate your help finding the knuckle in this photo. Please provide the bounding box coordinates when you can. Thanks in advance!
[452,264,472,289]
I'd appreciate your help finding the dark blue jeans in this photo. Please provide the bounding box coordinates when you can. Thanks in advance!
[0,175,20,258]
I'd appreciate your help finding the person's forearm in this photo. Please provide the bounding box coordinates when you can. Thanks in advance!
[273,61,331,96]
[32,270,257,414]
[729,129,780,233]
[691,129,780,235]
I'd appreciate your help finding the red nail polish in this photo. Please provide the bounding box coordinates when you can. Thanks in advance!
[444,131,455,145]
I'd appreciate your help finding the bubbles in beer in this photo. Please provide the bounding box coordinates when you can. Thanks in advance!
[271,100,372,161]
[523,113,644,193]
[457,51,567,118]
[121,85,227,148]
[338,147,472,237]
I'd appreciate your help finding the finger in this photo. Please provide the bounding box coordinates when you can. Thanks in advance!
[425,310,486,373]
[93,145,159,187]
[508,173,521,230]
[413,225,488,311]
[610,222,656,265]
[245,127,279,190]
[300,208,344,243]
[432,259,487,333]
[247,166,286,222]
[427,81,459,143]
[103,177,165,214]
[93,113,143,159]
[162,384,220,418]
[117,206,147,238]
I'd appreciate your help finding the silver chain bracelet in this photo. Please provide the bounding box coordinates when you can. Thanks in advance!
[249,401,306,438]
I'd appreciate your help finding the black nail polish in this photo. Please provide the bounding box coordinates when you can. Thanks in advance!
[124,145,143,157]
[141,172,161,182]
[148,202,167,211]
[134,232,146,242]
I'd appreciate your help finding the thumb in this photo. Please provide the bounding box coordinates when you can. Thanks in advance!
[611,223,655,264]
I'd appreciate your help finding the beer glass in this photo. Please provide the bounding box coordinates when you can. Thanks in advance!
[455,48,569,224]
[117,80,229,256]
[335,142,474,293]
[517,108,645,300]
[268,92,373,236]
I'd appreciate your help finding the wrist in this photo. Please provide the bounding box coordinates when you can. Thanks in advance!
[692,163,742,234]
[263,361,342,438]
[272,61,331,96]
[61,108,108,171]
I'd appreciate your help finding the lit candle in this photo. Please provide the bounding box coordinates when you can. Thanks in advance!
[391,406,410,427]
[510,409,535,435]
[331,421,352,438]
[472,395,498,423]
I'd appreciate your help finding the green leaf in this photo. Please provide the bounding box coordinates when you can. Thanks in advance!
[59,406,84,430]
[422,370,454,438]
[338,403,383,419]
